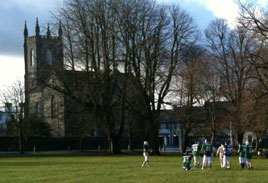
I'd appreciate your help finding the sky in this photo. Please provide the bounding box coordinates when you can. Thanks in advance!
[0,0,261,90]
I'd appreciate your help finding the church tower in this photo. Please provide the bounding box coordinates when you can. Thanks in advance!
[24,18,63,118]
[24,18,63,91]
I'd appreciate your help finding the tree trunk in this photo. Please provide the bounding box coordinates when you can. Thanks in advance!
[237,131,244,145]
[79,137,84,152]
[230,121,233,145]
[147,117,160,155]
[19,121,24,154]
[19,134,24,154]
[127,116,132,151]
[108,135,121,154]
[150,126,160,155]
[255,136,259,151]
[211,130,215,145]
[128,129,132,151]
[181,130,189,154]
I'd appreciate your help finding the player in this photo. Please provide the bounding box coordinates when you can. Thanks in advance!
[245,141,253,169]
[216,142,225,168]
[202,139,213,170]
[223,141,233,169]
[238,143,246,169]
[141,141,150,167]
[182,152,193,171]
[192,141,202,167]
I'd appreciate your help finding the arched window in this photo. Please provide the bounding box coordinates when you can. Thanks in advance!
[30,49,35,66]
[36,102,41,118]
[46,49,53,65]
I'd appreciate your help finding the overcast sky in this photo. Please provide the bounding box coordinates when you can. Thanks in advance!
[0,0,262,90]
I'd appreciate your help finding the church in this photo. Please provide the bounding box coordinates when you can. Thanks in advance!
[23,19,145,140]
[23,19,67,137]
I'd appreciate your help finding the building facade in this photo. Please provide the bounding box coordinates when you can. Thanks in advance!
[24,19,65,136]
[159,110,181,148]
[0,103,17,134]
[23,19,143,139]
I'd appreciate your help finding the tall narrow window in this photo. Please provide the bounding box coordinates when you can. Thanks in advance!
[30,49,35,66]
[46,49,53,65]
[51,95,54,119]
[36,102,41,118]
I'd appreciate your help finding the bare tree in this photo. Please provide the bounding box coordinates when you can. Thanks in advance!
[48,0,139,154]
[193,51,225,145]
[172,45,204,152]
[43,0,199,155]
[115,1,198,154]
[1,81,52,153]
[237,0,268,98]
[205,18,254,144]
[242,88,268,150]
[0,81,25,154]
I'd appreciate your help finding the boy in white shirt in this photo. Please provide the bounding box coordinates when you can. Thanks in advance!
[216,142,225,168]
[141,141,150,167]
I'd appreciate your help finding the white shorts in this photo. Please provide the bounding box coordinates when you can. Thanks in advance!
[203,155,212,164]
[143,152,149,161]
[246,158,251,163]
[239,157,245,164]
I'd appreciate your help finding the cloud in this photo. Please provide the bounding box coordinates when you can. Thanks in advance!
[8,0,62,10]
[157,0,216,30]
[182,0,239,27]
[0,0,63,56]
[0,55,24,90]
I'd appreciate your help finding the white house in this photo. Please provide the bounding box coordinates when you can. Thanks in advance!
[159,110,181,148]
[0,103,16,133]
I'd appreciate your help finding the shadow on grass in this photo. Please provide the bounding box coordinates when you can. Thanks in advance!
[0,161,105,167]
[0,150,146,158]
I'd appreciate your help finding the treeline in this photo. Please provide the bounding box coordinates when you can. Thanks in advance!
[49,0,268,154]
[2,0,268,155]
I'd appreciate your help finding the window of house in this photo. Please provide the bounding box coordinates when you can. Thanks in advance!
[30,49,35,66]
[166,123,169,129]
[161,123,165,129]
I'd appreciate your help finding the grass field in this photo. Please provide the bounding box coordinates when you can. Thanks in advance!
[0,152,267,183]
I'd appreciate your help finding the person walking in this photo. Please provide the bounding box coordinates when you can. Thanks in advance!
[141,141,150,167]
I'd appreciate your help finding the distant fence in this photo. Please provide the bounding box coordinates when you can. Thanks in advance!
[0,137,144,152]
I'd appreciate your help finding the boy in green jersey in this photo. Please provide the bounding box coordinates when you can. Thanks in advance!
[182,153,193,171]
[202,139,213,170]
[238,143,246,169]
[245,141,253,169]
[192,142,201,167]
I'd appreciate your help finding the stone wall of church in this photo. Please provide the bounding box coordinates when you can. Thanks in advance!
[28,87,65,137]
[28,91,42,117]
[26,36,38,89]
[42,86,65,137]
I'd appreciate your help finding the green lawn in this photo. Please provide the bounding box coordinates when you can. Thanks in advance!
[0,153,267,183]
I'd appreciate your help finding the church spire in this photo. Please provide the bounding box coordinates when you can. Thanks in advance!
[47,23,51,38]
[24,21,28,37]
[35,17,40,36]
